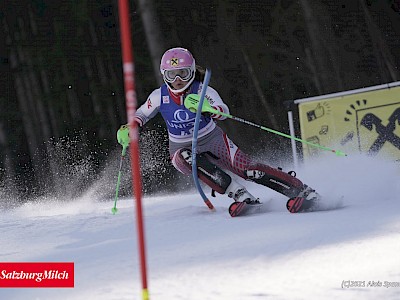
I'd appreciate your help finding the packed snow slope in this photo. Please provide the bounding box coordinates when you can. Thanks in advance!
[1,154,399,300]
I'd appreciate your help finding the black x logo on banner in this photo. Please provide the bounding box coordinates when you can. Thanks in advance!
[361,107,400,155]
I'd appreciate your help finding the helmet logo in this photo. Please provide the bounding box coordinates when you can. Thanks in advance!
[170,58,179,66]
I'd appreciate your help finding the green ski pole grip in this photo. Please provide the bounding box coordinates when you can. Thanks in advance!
[184,94,219,115]
[117,124,130,154]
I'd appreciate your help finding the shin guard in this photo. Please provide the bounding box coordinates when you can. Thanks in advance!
[245,164,304,198]
[174,149,232,194]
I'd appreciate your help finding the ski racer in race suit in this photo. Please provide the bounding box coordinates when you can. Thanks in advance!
[134,47,319,209]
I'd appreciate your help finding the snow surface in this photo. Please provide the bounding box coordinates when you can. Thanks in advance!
[1,154,400,300]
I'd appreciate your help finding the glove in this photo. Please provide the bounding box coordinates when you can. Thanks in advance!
[117,121,143,146]
[117,124,130,147]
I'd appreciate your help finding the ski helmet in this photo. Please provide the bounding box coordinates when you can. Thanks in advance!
[160,47,196,93]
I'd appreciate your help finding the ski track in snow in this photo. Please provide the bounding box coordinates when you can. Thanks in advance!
[1,154,400,300]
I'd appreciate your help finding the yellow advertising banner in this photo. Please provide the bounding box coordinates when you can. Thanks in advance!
[298,85,400,161]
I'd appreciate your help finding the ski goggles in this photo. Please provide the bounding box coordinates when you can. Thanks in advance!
[163,67,193,83]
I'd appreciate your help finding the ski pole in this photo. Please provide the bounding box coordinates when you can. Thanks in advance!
[184,94,347,157]
[112,124,130,214]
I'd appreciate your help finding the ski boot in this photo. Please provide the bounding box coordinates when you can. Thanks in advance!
[227,183,262,217]
[286,185,321,213]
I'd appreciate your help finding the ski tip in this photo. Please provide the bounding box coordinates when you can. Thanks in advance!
[286,197,305,213]
[229,202,246,217]
[228,201,262,217]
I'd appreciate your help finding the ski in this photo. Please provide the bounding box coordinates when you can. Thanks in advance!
[286,196,344,213]
[229,201,263,217]
[229,196,344,217]
[286,197,314,213]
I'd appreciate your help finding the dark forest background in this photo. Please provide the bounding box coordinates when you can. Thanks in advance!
[1,0,399,202]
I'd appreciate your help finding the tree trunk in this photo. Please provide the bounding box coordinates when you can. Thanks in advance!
[26,51,52,140]
[137,0,165,85]
[305,47,322,93]
[0,123,15,182]
[39,55,60,138]
[215,2,278,128]
[108,60,126,121]
[360,0,398,82]
[299,0,337,93]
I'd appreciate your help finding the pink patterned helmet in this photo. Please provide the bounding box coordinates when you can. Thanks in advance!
[160,47,196,93]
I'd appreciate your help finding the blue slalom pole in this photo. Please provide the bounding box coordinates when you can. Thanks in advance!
[192,69,215,210]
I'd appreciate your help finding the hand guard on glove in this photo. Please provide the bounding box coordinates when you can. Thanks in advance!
[116,121,142,147]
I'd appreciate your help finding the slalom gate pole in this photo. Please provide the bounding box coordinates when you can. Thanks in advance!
[191,69,215,210]
[184,94,347,157]
[117,1,149,299]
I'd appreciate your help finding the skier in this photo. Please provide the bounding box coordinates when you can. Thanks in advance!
[132,47,320,213]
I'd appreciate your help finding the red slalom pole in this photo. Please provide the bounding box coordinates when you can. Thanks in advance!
[117,1,149,299]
